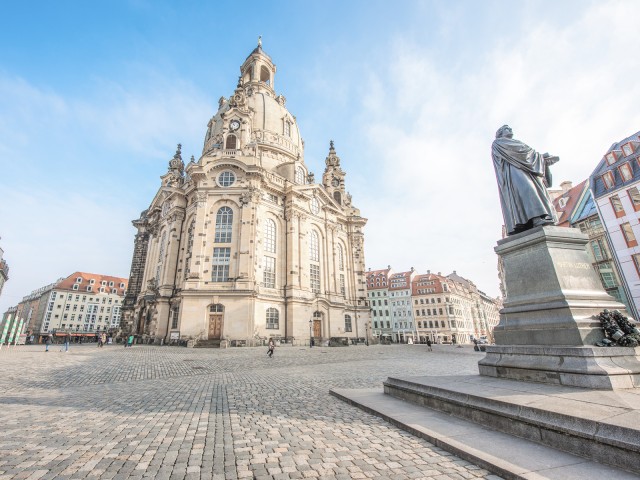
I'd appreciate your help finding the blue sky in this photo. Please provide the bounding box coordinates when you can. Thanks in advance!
[2,0,640,313]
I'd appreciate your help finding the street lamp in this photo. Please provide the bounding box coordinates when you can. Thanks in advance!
[309,317,313,348]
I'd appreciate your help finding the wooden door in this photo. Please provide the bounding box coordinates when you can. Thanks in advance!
[208,314,223,340]
[313,319,321,338]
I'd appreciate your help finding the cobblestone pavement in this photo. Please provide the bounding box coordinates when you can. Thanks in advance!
[0,344,502,480]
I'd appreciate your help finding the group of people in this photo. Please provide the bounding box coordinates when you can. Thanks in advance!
[44,333,136,351]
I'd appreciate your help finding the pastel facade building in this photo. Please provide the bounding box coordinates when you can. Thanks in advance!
[0,245,8,298]
[590,131,640,319]
[366,267,393,342]
[388,269,416,343]
[122,42,369,346]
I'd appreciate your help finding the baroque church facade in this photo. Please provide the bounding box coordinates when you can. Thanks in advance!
[121,42,369,346]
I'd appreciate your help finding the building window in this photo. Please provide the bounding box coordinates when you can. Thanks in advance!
[597,263,617,289]
[295,166,305,185]
[284,121,291,138]
[263,256,276,288]
[72,284,79,291]
[264,219,276,253]
[171,308,179,329]
[309,231,319,262]
[590,239,606,261]
[76,277,82,283]
[601,171,615,190]
[618,162,633,183]
[611,194,625,218]
[344,314,352,332]
[184,219,195,279]
[623,143,634,157]
[218,171,236,187]
[632,254,640,277]
[339,274,345,296]
[212,247,231,282]
[215,207,233,243]
[86,286,92,292]
[621,222,638,247]
[605,152,617,165]
[225,134,237,150]
[628,187,640,211]
[337,244,344,271]
[266,308,279,329]
[310,264,320,294]
[209,304,224,313]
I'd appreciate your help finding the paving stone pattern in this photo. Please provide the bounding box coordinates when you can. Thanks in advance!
[0,344,502,480]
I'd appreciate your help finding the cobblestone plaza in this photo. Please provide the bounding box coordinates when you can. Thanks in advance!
[0,344,500,480]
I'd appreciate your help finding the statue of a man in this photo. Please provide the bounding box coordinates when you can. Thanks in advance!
[492,125,559,235]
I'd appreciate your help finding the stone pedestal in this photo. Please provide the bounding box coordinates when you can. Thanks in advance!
[493,226,623,345]
[479,226,640,389]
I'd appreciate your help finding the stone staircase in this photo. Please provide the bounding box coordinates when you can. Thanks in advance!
[193,339,222,348]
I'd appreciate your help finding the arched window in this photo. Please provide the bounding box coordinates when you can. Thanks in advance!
[344,314,352,332]
[310,230,320,293]
[215,207,233,243]
[333,191,342,205]
[184,219,195,279]
[225,134,237,150]
[295,166,305,185]
[266,308,279,329]
[337,244,344,271]
[309,231,319,262]
[264,219,276,253]
[260,65,270,84]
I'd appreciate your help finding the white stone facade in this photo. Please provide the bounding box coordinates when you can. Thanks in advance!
[123,43,369,346]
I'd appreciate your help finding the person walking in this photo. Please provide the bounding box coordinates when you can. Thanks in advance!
[426,337,432,352]
[61,333,70,353]
[127,335,134,348]
[45,335,52,352]
[267,338,275,358]
[97,333,103,348]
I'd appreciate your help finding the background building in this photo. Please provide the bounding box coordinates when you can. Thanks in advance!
[0,244,8,299]
[122,42,369,347]
[388,269,417,343]
[589,131,640,319]
[1,272,126,343]
[366,266,393,342]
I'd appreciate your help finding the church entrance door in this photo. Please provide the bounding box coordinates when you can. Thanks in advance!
[208,314,223,340]
[313,319,321,338]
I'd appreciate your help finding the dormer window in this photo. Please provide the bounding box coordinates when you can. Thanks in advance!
[225,134,237,150]
[606,152,617,165]
[558,197,568,209]
[602,171,615,189]
[623,143,634,157]
[89,279,95,285]
[76,277,82,283]
[619,162,633,183]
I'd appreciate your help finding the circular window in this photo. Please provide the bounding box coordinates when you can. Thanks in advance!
[218,171,235,187]
[310,197,320,215]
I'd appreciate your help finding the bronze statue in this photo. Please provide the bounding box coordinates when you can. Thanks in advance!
[492,125,558,235]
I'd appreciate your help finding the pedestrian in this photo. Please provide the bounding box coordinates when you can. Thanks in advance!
[473,338,479,352]
[267,338,275,358]
[61,333,70,353]
[426,337,432,352]
[45,335,52,352]
[101,333,107,347]
[127,335,134,348]
[97,334,103,348]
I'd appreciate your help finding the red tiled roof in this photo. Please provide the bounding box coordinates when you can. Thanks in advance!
[552,180,587,228]
[56,272,128,295]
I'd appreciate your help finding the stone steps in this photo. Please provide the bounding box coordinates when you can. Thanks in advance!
[330,375,640,479]
[193,339,221,348]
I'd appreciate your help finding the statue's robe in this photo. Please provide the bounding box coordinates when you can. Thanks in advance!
[492,137,557,235]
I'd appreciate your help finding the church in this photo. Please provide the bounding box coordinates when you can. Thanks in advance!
[121,41,370,347]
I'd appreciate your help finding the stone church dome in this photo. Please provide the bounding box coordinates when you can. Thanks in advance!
[202,39,304,164]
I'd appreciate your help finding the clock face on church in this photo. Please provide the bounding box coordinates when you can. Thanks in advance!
[331,178,339,187]
[229,120,240,132]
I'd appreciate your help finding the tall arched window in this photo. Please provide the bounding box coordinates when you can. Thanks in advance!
[310,231,320,293]
[225,134,237,150]
[266,308,279,329]
[309,231,319,262]
[184,219,195,280]
[215,207,233,243]
[337,244,344,271]
[295,167,305,185]
[260,65,270,84]
[344,314,352,332]
[264,219,276,253]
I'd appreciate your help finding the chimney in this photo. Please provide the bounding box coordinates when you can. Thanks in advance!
[427,269,431,274]
[560,181,572,193]
[438,272,441,276]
